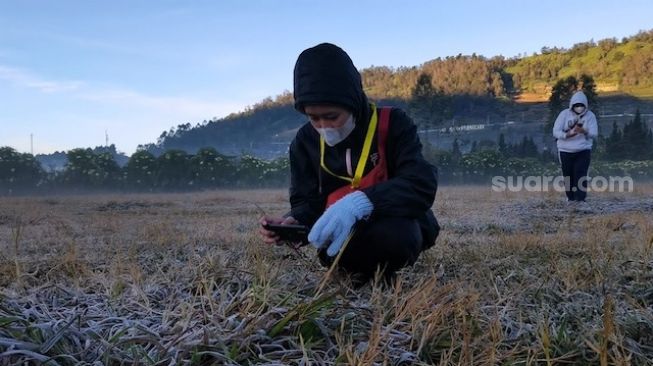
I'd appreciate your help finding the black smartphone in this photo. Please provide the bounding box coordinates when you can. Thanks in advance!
[263,223,309,245]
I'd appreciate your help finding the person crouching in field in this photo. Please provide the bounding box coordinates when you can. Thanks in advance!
[552,91,598,206]
[259,43,440,285]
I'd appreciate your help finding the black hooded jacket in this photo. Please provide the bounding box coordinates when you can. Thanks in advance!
[290,43,439,247]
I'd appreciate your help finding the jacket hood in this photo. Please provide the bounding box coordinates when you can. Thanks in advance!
[293,43,368,121]
[569,91,588,109]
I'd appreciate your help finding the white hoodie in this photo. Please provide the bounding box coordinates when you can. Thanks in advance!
[552,91,598,153]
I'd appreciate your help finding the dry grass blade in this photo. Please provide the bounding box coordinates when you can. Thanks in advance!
[313,230,355,298]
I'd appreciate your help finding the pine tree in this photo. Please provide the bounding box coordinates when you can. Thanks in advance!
[498,133,507,156]
[470,141,478,153]
[523,136,538,157]
[648,128,653,159]
[409,73,450,129]
[621,109,649,160]
[605,121,623,160]
[451,138,462,162]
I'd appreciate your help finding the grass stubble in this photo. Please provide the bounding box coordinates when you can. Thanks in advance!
[0,186,652,365]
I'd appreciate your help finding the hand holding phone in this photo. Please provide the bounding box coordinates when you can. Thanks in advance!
[262,223,309,245]
[572,123,585,135]
[259,215,308,246]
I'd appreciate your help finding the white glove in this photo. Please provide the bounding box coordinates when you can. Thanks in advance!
[308,191,373,256]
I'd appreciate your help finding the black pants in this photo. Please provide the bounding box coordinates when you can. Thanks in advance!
[559,149,591,202]
[317,217,424,283]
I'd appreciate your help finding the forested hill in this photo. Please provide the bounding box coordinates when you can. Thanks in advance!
[144,30,653,157]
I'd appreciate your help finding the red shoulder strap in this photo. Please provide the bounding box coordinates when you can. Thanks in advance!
[378,107,391,162]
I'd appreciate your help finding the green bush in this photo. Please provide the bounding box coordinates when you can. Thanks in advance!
[459,150,504,181]
[592,160,653,179]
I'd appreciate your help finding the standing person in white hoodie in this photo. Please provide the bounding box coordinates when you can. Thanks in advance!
[552,91,598,203]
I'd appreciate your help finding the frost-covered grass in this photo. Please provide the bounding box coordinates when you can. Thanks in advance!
[1,186,652,365]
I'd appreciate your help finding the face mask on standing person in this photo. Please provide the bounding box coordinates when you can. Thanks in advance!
[573,104,586,115]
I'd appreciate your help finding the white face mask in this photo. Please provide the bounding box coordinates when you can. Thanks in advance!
[573,105,586,114]
[316,114,355,146]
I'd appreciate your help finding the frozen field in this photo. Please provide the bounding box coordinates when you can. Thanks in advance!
[1,185,652,365]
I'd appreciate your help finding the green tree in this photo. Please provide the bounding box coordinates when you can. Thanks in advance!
[498,133,508,156]
[62,148,107,188]
[604,111,653,161]
[621,110,652,160]
[648,129,653,160]
[423,149,456,182]
[125,150,158,190]
[409,73,450,129]
[189,147,235,187]
[517,136,538,158]
[156,149,190,189]
[261,156,290,186]
[235,154,268,187]
[470,141,478,153]
[451,138,462,163]
[0,147,44,194]
[605,121,624,160]
[94,152,121,188]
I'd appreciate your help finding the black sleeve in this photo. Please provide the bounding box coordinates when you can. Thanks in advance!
[288,129,327,226]
[361,108,437,217]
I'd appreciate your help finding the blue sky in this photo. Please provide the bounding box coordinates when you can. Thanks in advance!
[1,0,652,155]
